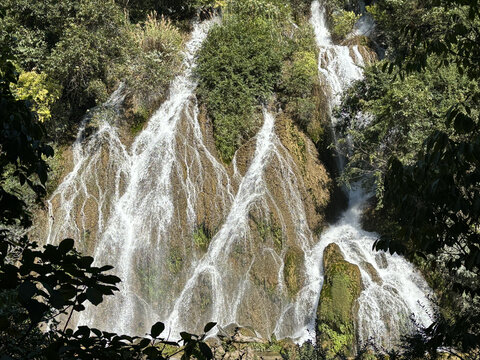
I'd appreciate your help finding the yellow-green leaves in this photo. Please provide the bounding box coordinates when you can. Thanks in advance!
[11,71,61,122]
[331,10,360,41]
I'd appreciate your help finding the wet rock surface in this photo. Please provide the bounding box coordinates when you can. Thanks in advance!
[317,243,362,358]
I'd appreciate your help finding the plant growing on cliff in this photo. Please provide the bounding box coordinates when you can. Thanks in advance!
[331,10,360,41]
[337,58,476,203]
[10,70,62,123]
[193,224,213,251]
[121,13,184,125]
[278,21,325,141]
[196,0,287,162]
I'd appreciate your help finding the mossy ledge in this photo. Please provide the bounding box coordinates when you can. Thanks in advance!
[316,243,363,359]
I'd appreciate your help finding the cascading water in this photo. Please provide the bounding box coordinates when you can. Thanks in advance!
[43,15,326,339]
[41,1,433,352]
[310,0,433,348]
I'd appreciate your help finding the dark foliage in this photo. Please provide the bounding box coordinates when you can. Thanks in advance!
[370,0,480,357]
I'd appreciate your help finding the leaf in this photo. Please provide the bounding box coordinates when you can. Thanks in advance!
[50,290,65,309]
[199,342,213,359]
[98,265,114,272]
[142,346,159,358]
[58,238,74,254]
[85,288,103,306]
[25,299,49,324]
[454,112,474,134]
[150,322,165,338]
[78,256,94,268]
[203,322,216,333]
[91,328,102,337]
[139,338,151,348]
[180,332,192,342]
[99,274,121,285]
[73,304,85,312]
[74,326,90,338]
[18,281,37,303]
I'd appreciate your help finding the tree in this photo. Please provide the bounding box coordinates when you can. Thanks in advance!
[367,0,480,357]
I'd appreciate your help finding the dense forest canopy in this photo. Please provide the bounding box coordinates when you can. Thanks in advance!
[0,0,479,358]
[338,0,480,357]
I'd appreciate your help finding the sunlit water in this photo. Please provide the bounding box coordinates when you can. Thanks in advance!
[309,0,433,348]
[42,2,433,350]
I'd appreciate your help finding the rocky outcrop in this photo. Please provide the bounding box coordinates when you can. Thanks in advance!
[317,243,363,359]
[276,114,331,233]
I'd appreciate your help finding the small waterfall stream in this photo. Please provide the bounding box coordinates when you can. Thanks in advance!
[40,1,433,351]
[310,0,433,348]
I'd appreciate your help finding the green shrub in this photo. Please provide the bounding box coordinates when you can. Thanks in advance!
[278,22,324,138]
[285,51,318,97]
[41,0,129,126]
[11,70,62,123]
[225,0,291,22]
[168,247,184,274]
[193,224,212,251]
[283,246,304,297]
[85,78,108,105]
[196,8,286,162]
[121,13,184,124]
[331,10,360,41]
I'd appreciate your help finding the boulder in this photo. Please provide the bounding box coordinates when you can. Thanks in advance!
[360,261,382,285]
[316,243,363,359]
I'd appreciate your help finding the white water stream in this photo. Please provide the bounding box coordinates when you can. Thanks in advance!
[41,1,433,351]
[309,0,433,348]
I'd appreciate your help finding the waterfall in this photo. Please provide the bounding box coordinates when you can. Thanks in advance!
[41,1,433,351]
[310,0,433,348]
[44,15,323,339]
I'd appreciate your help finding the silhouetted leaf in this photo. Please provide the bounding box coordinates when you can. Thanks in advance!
[203,322,216,333]
[18,281,36,302]
[139,338,151,348]
[199,342,213,359]
[180,332,192,342]
[150,322,165,338]
[50,290,65,309]
[86,288,103,306]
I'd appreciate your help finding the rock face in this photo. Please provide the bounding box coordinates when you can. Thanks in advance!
[316,243,362,358]
[39,99,333,338]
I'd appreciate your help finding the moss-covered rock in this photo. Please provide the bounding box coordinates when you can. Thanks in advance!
[276,114,331,233]
[283,245,305,297]
[317,243,362,358]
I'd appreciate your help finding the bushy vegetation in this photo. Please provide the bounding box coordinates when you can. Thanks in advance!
[196,0,287,162]
[331,9,360,41]
[0,0,193,140]
[197,0,326,162]
[337,58,477,202]
[324,0,365,40]
[10,70,62,123]
[339,0,480,357]
[121,13,185,127]
[193,224,213,251]
[278,22,325,142]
